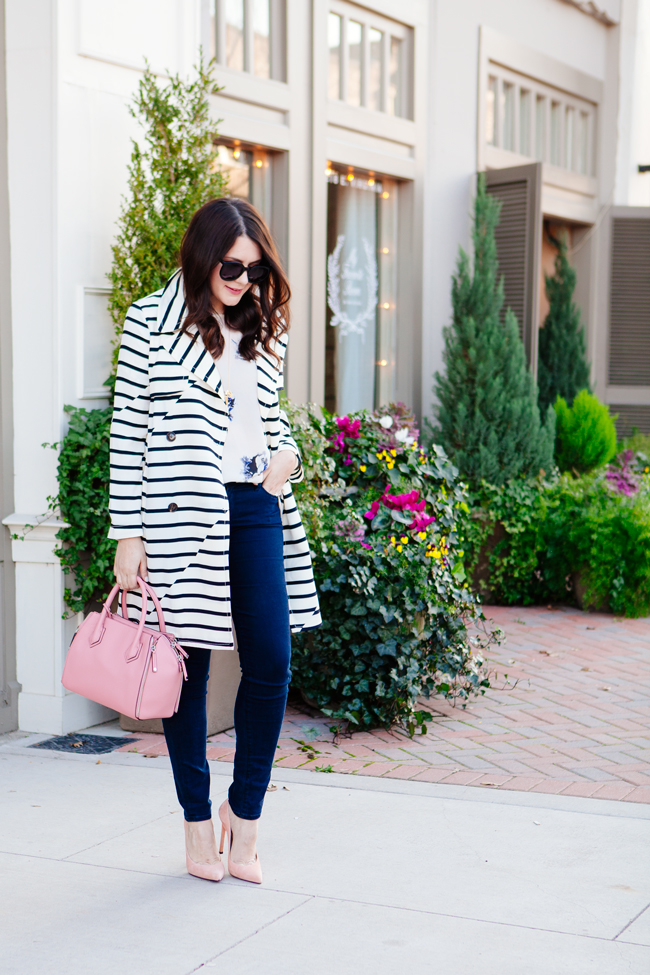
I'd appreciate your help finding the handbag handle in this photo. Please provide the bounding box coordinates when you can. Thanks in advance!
[120,577,168,634]
[92,577,167,660]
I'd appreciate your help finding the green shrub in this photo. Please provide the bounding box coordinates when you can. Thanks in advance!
[48,406,116,614]
[287,403,497,732]
[554,390,617,474]
[537,232,591,415]
[462,476,554,606]
[543,467,650,617]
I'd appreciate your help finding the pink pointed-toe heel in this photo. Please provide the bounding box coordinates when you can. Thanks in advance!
[184,821,225,882]
[218,799,263,885]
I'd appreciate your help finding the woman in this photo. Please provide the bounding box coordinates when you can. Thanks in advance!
[109,198,321,884]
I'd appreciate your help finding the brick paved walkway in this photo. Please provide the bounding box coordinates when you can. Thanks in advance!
[119,605,650,802]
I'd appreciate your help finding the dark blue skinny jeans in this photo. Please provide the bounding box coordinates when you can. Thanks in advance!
[162,482,291,822]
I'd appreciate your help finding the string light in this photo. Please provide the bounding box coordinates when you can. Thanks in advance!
[346,173,354,182]
[367,178,375,186]
[376,359,388,367]
[381,191,390,199]
[381,302,390,309]
[233,149,241,160]
[255,159,263,168]
[381,247,389,254]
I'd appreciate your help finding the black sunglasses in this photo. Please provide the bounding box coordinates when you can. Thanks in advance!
[219,260,271,284]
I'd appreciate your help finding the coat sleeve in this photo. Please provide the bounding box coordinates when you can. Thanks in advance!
[276,336,304,485]
[108,304,151,539]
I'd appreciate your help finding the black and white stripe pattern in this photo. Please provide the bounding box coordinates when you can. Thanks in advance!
[109,271,322,649]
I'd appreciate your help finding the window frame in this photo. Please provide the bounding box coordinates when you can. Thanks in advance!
[327,0,413,119]
[209,0,287,83]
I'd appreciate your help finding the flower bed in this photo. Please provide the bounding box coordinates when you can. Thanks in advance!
[287,401,495,732]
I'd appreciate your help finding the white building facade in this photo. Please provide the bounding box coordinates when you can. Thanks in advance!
[0,0,648,734]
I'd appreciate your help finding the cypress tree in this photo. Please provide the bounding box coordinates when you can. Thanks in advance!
[432,175,555,486]
[537,233,591,415]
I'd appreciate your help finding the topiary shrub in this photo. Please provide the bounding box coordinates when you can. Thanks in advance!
[430,174,555,486]
[554,389,617,474]
[286,402,498,732]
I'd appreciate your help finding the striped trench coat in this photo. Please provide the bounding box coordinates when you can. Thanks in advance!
[108,271,322,649]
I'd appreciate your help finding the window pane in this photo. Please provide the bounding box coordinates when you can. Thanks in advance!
[388,36,402,116]
[325,171,381,414]
[502,82,515,151]
[565,106,574,170]
[369,28,382,112]
[348,20,362,106]
[328,13,341,100]
[225,0,244,71]
[486,76,497,145]
[252,0,270,78]
[519,89,530,155]
[215,144,252,198]
[577,111,589,175]
[550,101,562,165]
[535,95,545,160]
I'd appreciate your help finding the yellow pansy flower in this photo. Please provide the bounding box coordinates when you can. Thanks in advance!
[396,544,403,553]
[360,464,367,472]
[417,531,427,541]
[400,536,408,544]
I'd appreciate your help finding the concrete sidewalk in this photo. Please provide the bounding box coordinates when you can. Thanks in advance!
[1,734,649,974]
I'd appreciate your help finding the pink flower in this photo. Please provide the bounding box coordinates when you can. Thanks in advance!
[383,490,425,512]
[360,541,372,549]
[335,416,362,439]
[364,500,381,521]
[409,513,436,531]
[331,432,345,453]
[343,455,353,466]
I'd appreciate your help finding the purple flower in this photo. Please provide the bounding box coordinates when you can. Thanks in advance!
[409,512,436,531]
[335,416,362,439]
[360,541,372,550]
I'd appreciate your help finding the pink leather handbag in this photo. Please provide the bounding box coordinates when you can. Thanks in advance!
[61,576,188,720]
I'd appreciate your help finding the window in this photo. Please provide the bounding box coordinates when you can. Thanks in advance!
[327,2,413,118]
[485,63,596,176]
[215,143,274,231]
[325,167,398,414]
[210,0,285,81]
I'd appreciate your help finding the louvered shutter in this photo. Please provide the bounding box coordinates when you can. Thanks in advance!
[608,217,650,385]
[485,163,542,375]
[604,208,650,435]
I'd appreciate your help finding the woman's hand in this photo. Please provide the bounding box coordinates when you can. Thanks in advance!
[114,537,147,591]
[260,449,298,496]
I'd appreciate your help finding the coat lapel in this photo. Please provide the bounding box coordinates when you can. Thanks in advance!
[155,271,284,413]
[155,271,225,400]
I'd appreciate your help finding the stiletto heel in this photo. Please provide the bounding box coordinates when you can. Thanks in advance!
[218,799,263,884]
[184,820,225,883]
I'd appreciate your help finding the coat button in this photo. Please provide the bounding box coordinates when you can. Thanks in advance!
[168,502,179,512]
[166,432,176,441]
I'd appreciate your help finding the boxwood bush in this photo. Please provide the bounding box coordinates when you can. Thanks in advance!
[286,401,496,732]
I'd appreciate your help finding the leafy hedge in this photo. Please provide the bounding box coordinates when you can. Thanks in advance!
[49,406,115,613]
[286,401,495,732]
[464,449,650,617]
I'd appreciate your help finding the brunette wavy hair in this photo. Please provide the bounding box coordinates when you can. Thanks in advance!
[179,197,290,362]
